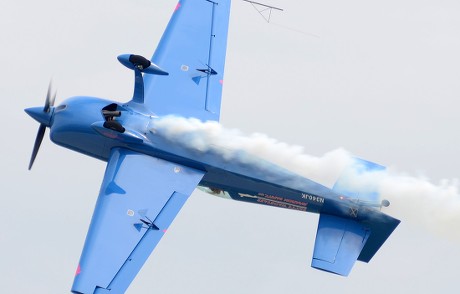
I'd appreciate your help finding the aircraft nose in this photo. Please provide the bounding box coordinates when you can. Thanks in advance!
[25,106,53,127]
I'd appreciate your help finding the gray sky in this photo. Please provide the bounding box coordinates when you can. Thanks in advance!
[1,0,460,293]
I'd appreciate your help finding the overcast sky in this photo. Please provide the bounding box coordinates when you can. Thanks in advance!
[1,0,460,293]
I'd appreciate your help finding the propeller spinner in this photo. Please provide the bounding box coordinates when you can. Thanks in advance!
[25,81,56,170]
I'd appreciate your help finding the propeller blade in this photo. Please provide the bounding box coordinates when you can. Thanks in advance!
[50,90,56,109]
[28,80,56,170]
[28,124,46,170]
[44,80,54,112]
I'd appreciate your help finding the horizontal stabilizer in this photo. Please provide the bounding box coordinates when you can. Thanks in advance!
[312,214,370,276]
[357,210,400,262]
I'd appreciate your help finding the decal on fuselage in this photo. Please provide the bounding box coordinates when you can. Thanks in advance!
[199,185,326,212]
[301,193,324,204]
[239,192,307,212]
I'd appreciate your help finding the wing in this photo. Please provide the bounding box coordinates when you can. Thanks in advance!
[143,0,231,122]
[71,148,204,294]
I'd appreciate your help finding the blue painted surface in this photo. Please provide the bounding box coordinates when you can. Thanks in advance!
[143,0,231,121]
[25,0,400,293]
[312,214,370,276]
[333,157,386,202]
[71,148,204,293]
[24,106,53,126]
[117,54,169,104]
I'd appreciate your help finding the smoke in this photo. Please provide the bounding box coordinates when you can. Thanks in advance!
[381,175,460,240]
[152,116,353,185]
[152,116,460,240]
[337,160,460,240]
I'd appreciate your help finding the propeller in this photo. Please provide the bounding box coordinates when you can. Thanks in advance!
[27,81,56,170]
[43,81,56,113]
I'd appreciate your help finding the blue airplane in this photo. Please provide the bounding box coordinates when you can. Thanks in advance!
[25,1,400,293]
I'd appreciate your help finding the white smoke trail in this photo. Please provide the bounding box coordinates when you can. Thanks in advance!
[152,116,353,185]
[152,116,460,240]
[381,175,460,240]
[336,160,460,240]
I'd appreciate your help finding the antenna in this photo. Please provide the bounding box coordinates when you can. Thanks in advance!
[242,0,283,23]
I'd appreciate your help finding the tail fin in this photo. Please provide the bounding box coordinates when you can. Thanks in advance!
[332,157,385,202]
[311,158,400,276]
[311,211,399,276]
[333,157,400,262]
[357,210,400,262]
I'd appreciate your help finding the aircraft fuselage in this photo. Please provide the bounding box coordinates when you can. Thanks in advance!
[49,96,368,221]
